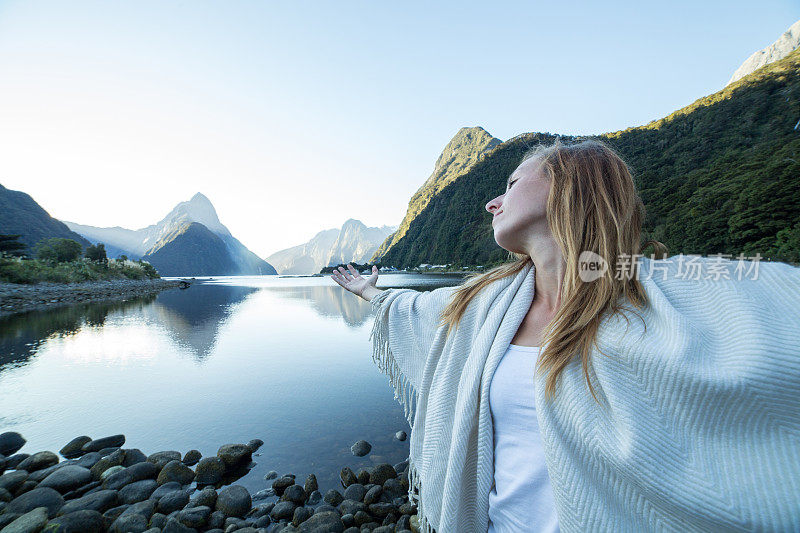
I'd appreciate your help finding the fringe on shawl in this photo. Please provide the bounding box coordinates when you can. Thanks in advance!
[370,290,438,533]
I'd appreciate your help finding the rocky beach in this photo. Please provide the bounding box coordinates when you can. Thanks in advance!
[0,431,419,533]
[0,279,184,319]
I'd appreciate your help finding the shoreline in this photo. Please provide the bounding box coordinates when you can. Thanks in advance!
[0,278,184,319]
[0,431,418,532]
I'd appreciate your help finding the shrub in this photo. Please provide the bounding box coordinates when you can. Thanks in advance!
[35,238,83,263]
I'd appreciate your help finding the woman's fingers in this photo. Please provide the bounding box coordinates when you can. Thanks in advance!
[346,263,360,278]
[337,266,352,281]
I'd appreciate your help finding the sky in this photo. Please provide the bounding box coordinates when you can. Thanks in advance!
[0,1,798,258]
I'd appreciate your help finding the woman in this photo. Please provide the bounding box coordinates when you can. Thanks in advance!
[332,139,800,532]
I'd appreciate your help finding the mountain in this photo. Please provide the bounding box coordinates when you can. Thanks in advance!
[378,47,800,268]
[266,219,396,274]
[372,126,501,261]
[0,184,91,253]
[727,19,800,86]
[66,193,277,276]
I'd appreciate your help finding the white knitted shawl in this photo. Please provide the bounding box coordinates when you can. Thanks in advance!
[369,256,800,532]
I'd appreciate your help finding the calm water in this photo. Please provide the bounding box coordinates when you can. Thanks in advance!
[0,273,464,496]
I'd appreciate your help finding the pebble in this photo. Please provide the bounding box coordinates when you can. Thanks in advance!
[350,440,372,457]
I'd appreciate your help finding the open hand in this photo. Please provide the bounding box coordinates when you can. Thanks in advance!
[331,263,378,299]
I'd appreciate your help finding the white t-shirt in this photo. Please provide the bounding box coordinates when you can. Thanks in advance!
[488,343,560,533]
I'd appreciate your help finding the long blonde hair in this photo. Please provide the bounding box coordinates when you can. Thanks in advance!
[438,138,668,402]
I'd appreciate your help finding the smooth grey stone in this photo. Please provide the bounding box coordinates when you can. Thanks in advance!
[280,485,306,505]
[16,451,58,473]
[89,449,125,480]
[343,528,359,533]
[149,481,181,500]
[246,439,264,453]
[5,487,64,518]
[59,436,91,459]
[0,433,25,457]
[254,514,270,527]
[100,465,126,483]
[15,480,37,496]
[102,468,133,490]
[146,451,181,470]
[74,452,101,469]
[118,499,155,519]
[162,516,197,533]
[109,513,148,533]
[81,435,126,453]
[127,461,158,481]
[368,464,397,486]
[0,488,12,502]
[313,504,338,515]
[393,460,408,473]
[157,489,190,515]
[363,486,381,506]
[62,480,101,500]
[216,444,251,469]
[5,455,29,470]
[0,453,6,476]
[269,500,296,520]
[367,502,395,518]
[323,489,343,507]
[207,510,225,529]
[247,502,274,518]
[215,485,251,517]
[263,471,278,480]
[58,489,119,515]
[306,491,321,505]
[350,440,371,457]
[291,506,312,527]
[122,449,147,467]
[302,475,317,497]
[119,479,158,504]
[396,514,412,529]
[372,526,394,533]
[97,447,120,457]
[181,450,201,467]
[340,513,354,528]
[0,471,28,493]
[178,505,211,528]
[343,484,366,503]
[44,509,105,532]
[271,476,294,497]
[157,460,194,486]
[194,457,225,485]
[394,431,407,442]
[149,512,167,529]
[0,513,20,529]
[337,499,367,517]
[0,507,47,533]
[339,467,357,488]
[381,478,405,500]
[39,465,92,493]
[296,510,344,533]
[28,463,62,483]
[187,487,217,509]
[102,504,129,522]
[253,488,274,500]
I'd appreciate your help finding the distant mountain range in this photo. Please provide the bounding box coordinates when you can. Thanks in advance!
[727,18,800,86]
[266,219,396,275]
[0,184,91,252]
[66,193,277,276]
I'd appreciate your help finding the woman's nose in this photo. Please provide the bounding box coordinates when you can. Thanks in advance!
[486,195,502,214]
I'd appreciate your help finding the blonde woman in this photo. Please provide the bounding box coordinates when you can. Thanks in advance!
[332,139,800,533]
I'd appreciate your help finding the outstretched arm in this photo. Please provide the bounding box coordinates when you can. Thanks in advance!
[330,263,383,302]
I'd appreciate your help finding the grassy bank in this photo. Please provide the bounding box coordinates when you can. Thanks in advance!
[0,257,160,284]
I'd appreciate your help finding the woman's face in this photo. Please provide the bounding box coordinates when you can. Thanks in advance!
[485,156,551,254]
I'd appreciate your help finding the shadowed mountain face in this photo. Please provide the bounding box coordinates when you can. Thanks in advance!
[371,126,501,262]
[65,193,277,276]
[266,219,395,275]
[0,184,90,253]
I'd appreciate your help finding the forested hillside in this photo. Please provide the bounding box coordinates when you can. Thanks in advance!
[379,48,800,268]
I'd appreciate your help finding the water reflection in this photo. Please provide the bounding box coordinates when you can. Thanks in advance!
[0,295,157,369]
[270,286,373,328]
[144,285,258,361]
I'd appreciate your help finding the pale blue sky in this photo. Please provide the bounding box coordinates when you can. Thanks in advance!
[0,1,797,257]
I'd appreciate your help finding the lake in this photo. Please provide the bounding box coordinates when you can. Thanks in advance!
[0,273,465,497]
